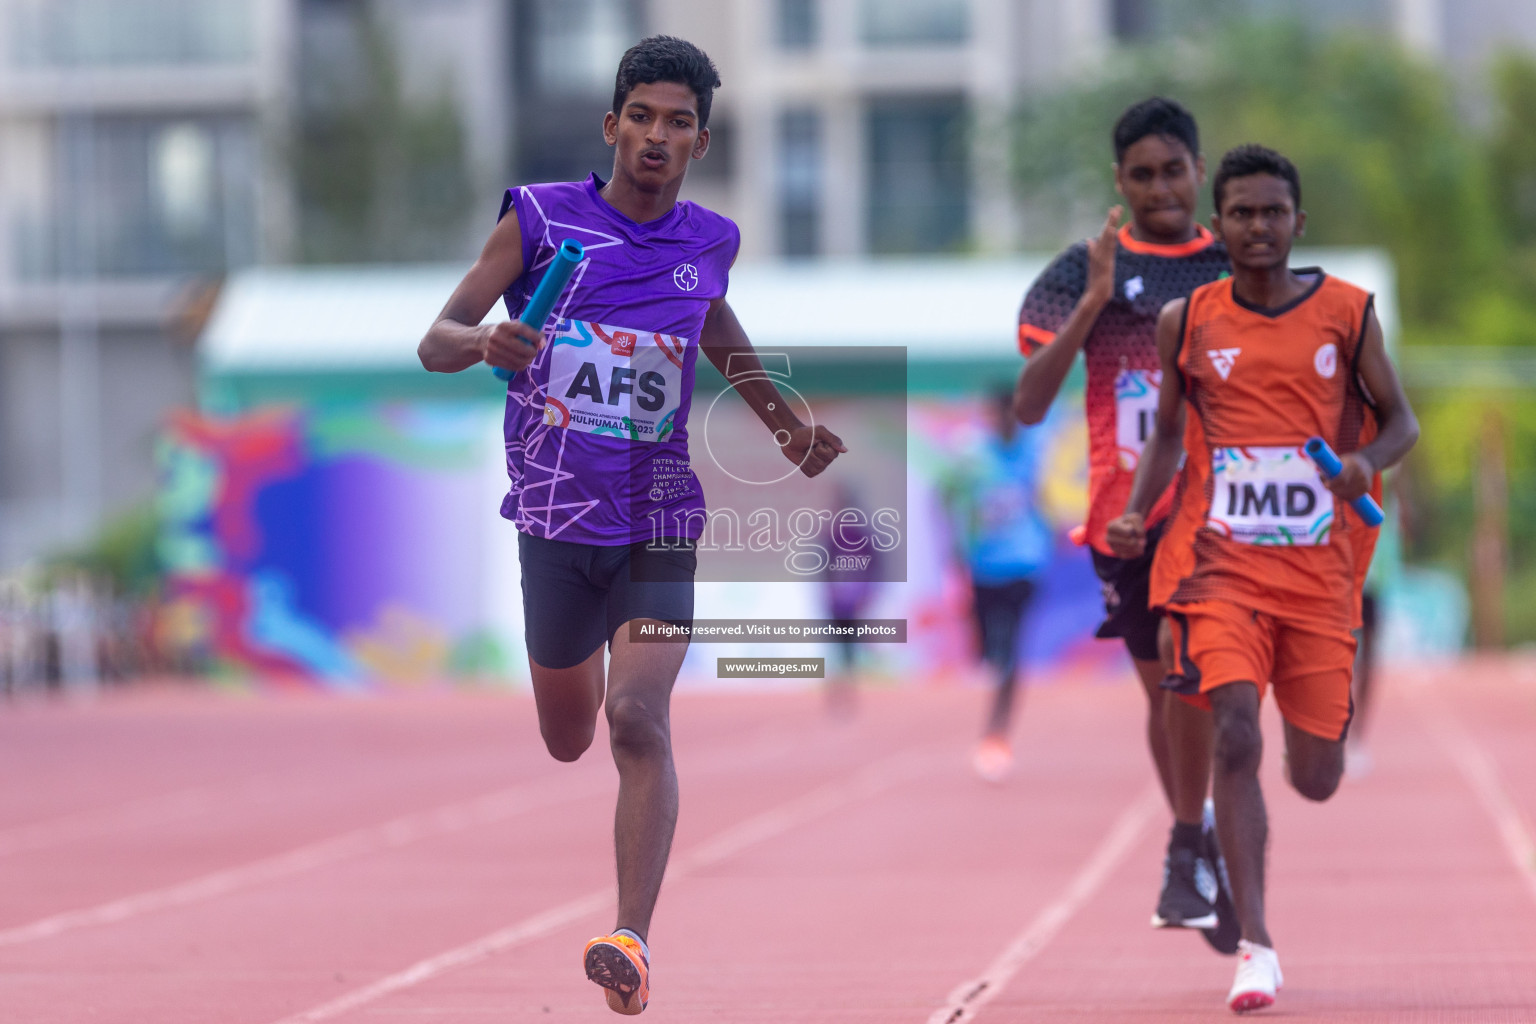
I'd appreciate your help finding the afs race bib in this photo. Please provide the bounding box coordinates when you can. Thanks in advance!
[1208,446,1333,545]
[1114,368,1160,468]
[541,318,687,442]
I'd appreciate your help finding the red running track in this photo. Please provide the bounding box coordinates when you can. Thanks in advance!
[0,657,1533,1023]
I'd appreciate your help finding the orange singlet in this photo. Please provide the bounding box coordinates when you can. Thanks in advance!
[1155,270,1383,740]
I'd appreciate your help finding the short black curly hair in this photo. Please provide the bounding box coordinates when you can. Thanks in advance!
[612,35,722,130]
[1113,97,1199,163]
[1213,144,1301,212]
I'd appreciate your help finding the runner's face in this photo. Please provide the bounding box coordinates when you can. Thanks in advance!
[1213,174,1304,272]
[603,81,709,191]
[1114,134,1203,242]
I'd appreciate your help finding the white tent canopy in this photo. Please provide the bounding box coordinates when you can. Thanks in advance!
[200,249,1398,374]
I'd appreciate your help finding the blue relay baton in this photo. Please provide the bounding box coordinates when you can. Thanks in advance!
[1303,437,1384,527]
[492,238,585,381]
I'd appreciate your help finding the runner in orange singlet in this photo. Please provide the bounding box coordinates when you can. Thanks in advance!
[1014,99,1234,949]
[1108,144,1419,1014]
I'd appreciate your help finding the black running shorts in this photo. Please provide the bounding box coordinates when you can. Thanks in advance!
[971,579,1037,677]
[517,533,696,670]
[1089,521,1164,663]
[1359,589,1378,634]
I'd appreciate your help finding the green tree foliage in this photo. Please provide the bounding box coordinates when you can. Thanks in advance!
[45,505,161,597]
[295,1,472,262]
[1488,54,1536,289]
[1013,20,1496,330]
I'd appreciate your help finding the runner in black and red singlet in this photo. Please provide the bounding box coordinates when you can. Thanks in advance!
[1013,98,1236,950]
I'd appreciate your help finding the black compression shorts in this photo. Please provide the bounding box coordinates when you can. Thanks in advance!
[971,578,1037,678]
[517,532,696,669]
[1089,521,1164,663]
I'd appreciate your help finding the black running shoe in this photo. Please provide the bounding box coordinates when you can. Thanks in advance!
[1201,817,1241,955]
[1151,841,1218,930]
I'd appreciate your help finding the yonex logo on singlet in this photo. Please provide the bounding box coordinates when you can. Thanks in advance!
[1208,348,1241,381]
[673,264,699,291]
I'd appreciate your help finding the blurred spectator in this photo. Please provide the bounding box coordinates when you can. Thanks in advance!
[0,570,180,695]
[820,483,882,716]
[942,388,1053,782]
[53,572,101,694]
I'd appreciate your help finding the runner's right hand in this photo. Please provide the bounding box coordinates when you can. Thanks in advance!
[1105,511,1146,559]
[482,320,544,376]
[1084,206,1122,307]
[1323,451,1374,503]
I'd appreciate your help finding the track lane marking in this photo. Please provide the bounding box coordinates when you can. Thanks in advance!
[0,788,213,857]
[0,724,809,947]
[0,774,613,948]
[926,784,1162,1024]
[267,746,938,1024]
[1413,686,1536,907]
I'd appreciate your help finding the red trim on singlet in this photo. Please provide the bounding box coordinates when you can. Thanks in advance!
[1116,223,1216,257]
[1018,323,1056,353]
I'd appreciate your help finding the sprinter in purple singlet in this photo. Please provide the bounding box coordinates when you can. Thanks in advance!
[418,36,844,1016]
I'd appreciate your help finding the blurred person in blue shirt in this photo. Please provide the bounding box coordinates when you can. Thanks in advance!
[944,388,1054,781]
[820,482,881,716]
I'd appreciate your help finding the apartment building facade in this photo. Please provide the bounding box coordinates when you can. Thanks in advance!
[0,0,296,567]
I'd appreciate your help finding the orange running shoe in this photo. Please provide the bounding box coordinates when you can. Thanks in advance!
[583,932,650,1015]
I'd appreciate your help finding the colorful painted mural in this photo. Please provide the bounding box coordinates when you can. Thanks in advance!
[156,403,519,686]
[875,392,1104,680]
[155,390,1106,688]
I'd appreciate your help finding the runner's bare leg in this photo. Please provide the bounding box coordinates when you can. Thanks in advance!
[603,619,689,939]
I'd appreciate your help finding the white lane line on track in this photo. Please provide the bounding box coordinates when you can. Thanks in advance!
[0,723,805,948]
[0,774,612,948]
[267,746,938,1024]
[0,788,213,858]
[926,784,1162,1024]
[1414,688,1536,907]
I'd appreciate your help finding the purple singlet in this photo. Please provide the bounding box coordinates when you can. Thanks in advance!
[499,173,740,545]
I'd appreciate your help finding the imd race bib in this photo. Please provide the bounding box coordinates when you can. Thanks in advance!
[1207,446,1333,545]
[541,318,687,442]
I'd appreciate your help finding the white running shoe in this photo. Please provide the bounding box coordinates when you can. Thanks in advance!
[1227,939,1282,1013]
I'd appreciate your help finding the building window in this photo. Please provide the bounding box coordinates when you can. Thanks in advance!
[513,0,643,184]
[5,0,253,67]
[859,0,968,47]
[153,123,217,241]
[1112,0,1390,42]
[865,97,969,254]
[1111,0,1153,41]
[18,114,256,279]
[778,109,821,257]
[524,0,633,98]
[777,0,818,50]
